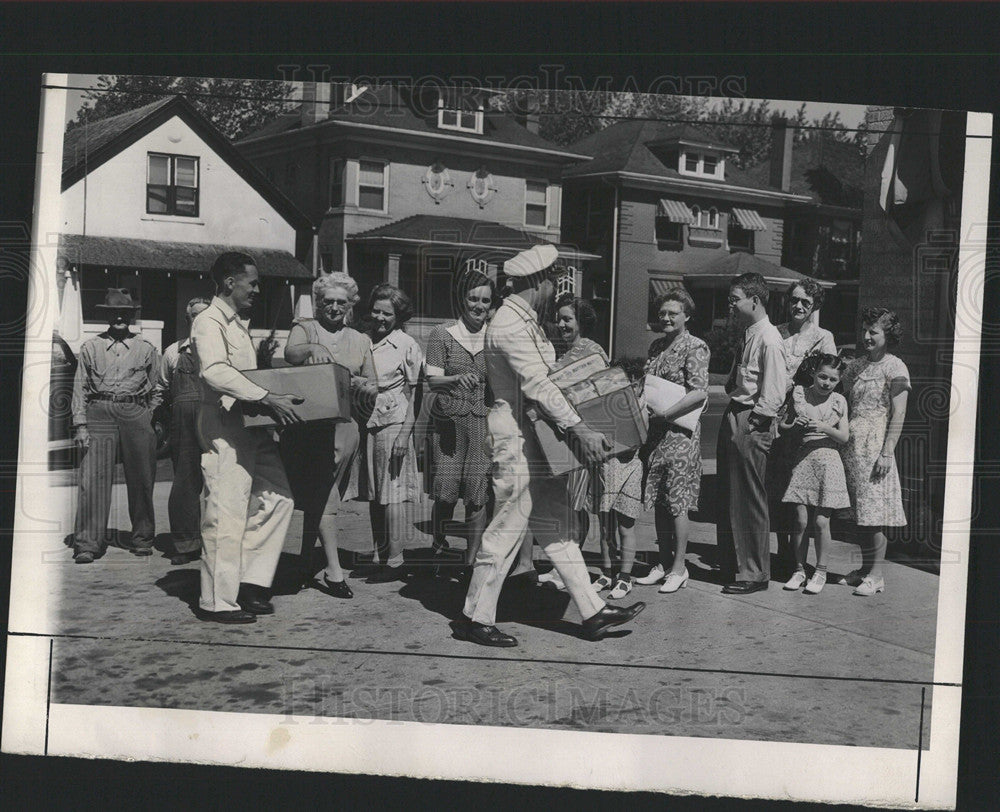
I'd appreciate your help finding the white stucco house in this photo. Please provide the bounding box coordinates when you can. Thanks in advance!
[58,95,314,354]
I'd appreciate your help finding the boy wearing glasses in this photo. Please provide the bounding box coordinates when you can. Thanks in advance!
[717,272,787,594]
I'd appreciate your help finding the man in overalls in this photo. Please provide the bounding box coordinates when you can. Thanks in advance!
[71,288,161,562]
[156,297,211,565]
[453,244,645,647]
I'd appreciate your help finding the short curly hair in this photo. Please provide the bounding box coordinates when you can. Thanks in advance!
[652,287,696,318]
[555,293,597,337]
[368,283,414,326]
[860,307,903,348]
[313,272,359,305]
[786,277,826,311]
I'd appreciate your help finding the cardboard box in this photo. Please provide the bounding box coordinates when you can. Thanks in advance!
[240,363,353,428]
[530,366,648,476]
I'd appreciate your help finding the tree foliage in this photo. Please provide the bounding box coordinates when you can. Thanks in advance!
[68,75,295,142]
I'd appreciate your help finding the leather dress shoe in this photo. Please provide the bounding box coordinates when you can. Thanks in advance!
[73,551,95,564]
[237,585,274,615]
[581,602,646,640]
[198,609,257,624]
[451,618,518,647]
[170,551,201,566]
[722,581,769,595]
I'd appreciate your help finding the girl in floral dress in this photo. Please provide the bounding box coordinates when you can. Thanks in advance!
[779,355,851,595]
[839,308,911,596]
[634,289,710,595]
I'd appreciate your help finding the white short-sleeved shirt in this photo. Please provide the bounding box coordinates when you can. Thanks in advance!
[368,329,424,427]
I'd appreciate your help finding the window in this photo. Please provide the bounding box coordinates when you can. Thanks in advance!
[525,180,548,227]
[679,151,724,179]
[655,216,683,249]
[357,160,387,211]
[690,205,719,230]
[728,218,755,252]
[437,90,484,134]
[147,153,199,217]
[585,189,611,240]
[328,159,344,208]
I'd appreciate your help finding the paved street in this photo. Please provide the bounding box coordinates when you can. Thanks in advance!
[45,389,938,749]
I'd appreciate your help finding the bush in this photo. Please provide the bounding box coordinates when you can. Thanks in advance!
[703,325,741,374]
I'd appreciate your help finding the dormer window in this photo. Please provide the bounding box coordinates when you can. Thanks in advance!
[437,89,484,134]
[679,150,724,180]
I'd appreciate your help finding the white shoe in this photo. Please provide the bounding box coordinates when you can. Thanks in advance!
[658,568,689,593]
[592,574,613,592]
[853,575,885,596]
[538,570,566,590]
[635,564,665,585]
[804,570,827,594]
[783,570,807,590]
[609,577,633,599]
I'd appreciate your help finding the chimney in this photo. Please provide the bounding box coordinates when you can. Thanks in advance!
[769,115,793,192]
[514,95,541,135]
[301,81,331,127]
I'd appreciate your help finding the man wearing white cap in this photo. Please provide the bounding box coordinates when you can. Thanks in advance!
[453,244,645,646]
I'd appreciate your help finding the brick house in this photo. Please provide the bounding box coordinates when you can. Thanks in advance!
[236,83,597,344]
[560,119,864,361]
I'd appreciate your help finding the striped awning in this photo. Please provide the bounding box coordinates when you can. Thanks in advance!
[657,199,695,224]
[731,207,767,231]
[649,277,686,297]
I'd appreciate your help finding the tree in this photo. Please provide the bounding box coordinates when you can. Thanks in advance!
[68,75,295,142]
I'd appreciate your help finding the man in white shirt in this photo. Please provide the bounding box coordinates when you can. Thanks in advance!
[454,244,645,647]
[190,252,303,624]
[717,271,788,594]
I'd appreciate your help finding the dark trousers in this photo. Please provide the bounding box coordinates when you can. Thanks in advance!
[168,399,203,553]
[74,400,157,554]
[716,403,773,583]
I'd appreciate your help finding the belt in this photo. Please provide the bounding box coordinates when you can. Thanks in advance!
[91,393,149,404]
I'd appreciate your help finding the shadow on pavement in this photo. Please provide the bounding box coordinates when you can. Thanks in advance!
[154,569,199,611]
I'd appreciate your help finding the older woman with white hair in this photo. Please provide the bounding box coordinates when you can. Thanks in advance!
[280,272,377,598]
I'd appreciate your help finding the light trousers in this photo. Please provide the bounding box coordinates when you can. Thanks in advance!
[199,409,293,613]
[463,401,605,626]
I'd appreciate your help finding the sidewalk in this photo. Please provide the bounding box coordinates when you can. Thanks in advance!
[44,462,938,749]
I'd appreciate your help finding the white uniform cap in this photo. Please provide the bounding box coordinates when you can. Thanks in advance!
[503,244,560,277]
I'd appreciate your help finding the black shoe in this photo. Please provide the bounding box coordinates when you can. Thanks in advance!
[132,547,153,557]
[73,551,95,564]
[322,574,354,599]
[581,602,646,641]
[238,584,275,615]
[170,551,201,566]
[198,609,257,624]
[366,565,407,584]
[505,569,539,588]
[451,618,518,647]
[722,580,769,595]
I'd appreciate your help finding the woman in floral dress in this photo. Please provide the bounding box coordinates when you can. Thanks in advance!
[840,307,910,597]
[635,289,710,594]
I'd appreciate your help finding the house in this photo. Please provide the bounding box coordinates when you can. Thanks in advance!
[235,82,597,343]
[560,118,863,360]
[58,95,314,353]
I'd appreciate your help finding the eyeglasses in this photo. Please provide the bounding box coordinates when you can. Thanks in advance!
[788,296,814,307]
[321,299,349,309]
[727,295,749,306]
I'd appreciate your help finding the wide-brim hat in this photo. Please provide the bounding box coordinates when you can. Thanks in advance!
[95,287,141,310]
[503,244,560,278]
